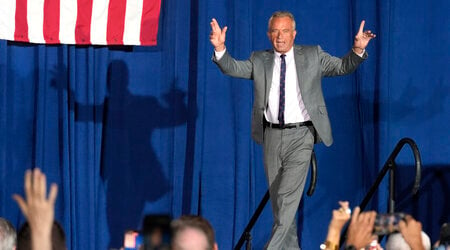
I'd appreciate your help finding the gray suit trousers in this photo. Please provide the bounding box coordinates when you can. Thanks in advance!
[263,125,314,250]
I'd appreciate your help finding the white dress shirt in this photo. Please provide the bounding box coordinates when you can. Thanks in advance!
[265,47,310,124]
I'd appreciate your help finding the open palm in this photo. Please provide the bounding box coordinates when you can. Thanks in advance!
[209,18,227,51]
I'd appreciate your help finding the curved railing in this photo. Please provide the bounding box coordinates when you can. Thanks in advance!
[340,137,422,245]
[358,137,421,212]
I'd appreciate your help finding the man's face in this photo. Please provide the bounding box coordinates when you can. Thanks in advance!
[172,228,209,250]
[267,16,297,54]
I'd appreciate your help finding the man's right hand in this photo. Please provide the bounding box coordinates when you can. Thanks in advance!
[209,18,227,52]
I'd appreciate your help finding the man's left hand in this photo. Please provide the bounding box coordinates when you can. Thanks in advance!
[353,20,376,53]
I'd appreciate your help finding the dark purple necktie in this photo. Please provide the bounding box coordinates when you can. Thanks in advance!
[278,54,286,127]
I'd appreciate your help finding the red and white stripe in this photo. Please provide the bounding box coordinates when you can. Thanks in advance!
[0,0,161,46]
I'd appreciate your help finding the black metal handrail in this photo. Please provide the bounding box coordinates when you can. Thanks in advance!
[234,150,318,250]
[340,137,422,245]
[358,137,421,212]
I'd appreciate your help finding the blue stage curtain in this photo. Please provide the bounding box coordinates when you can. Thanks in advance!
[1,0,449,249]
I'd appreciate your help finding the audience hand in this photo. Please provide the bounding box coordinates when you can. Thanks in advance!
[399,215,425,250]
[346,207,377,249]
[330,201,352,229]
[13,168,58,250]
[322,201,352,250]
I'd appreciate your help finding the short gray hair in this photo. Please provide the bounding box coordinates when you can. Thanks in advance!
[268,11,296,31]
[0,218,16,250]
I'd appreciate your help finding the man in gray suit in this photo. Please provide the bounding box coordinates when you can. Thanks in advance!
[210,11,375,249]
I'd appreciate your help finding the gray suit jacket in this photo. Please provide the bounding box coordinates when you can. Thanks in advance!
[213,45,367,146]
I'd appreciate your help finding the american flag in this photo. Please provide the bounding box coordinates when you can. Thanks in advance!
[0,0,161,46]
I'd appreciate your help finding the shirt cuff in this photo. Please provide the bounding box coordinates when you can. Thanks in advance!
[354,49,365,57]
[214,48,226,60]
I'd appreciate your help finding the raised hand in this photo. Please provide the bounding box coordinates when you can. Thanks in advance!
[398,215,425,250]
[330,201,351,230]
[209,18,227,52]
[323,201,352,249]
[346,207,377,249]
[13,168,58,250]
[353,20,376,53]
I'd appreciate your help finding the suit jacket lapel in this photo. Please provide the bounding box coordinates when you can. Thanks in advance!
[263,51,274,106]
[294,45,305,90]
